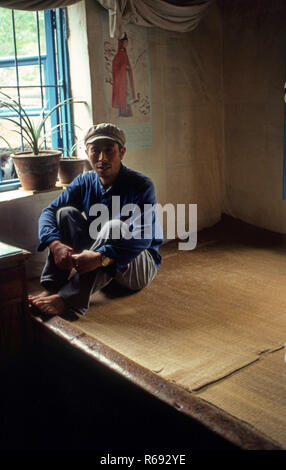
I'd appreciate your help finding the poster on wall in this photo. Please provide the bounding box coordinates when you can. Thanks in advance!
[101,16,152,150]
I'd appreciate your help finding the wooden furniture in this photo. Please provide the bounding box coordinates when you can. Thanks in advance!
[0,242,31,368]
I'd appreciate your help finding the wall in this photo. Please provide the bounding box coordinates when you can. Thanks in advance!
[0,0,224,279]
[65,0,93,144]
[222,0,286,233]
[0,190,62,278]
[67,0,225,234]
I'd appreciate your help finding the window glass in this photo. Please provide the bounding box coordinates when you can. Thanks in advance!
[0,114,52,152]
[0,8,72,188]
[0,10,14,58]
[18,63,43,85]
[18,64,46,109]
[38,12,46,56]
[0,68,17,88]
[14,10,46,57]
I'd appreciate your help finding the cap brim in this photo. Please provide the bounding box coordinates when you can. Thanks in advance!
[85,135,118,145]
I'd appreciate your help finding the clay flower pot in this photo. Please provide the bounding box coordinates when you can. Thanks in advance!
[0,91,85,191]
[12,150,61,191]
[58,157,86,185]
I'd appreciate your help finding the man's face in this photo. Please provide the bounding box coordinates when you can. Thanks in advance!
[86,139,125,185]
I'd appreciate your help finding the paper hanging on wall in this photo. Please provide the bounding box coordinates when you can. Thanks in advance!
[101,16,152,150]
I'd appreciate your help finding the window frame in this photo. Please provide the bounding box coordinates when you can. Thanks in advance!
[0,8,73,192]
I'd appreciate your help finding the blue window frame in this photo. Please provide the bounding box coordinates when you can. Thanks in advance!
[0,8,72,191]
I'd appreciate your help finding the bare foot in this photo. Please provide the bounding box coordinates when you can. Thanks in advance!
[30,293,66,316]
[28,290,51,303]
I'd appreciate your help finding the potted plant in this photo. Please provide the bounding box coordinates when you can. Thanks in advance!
[0,91,82,191]
[58,138,88,185]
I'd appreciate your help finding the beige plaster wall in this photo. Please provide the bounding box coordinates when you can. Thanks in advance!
[67,0,225,234]
[222,0,286,233]
[0,190,62,278]
[66,1,93,155]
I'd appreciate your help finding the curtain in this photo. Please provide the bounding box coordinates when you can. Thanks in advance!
[104,0,211,38]
[0,0,79,9]
[0,0,211,37]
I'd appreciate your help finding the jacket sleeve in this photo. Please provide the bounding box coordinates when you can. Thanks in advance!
[37,175,84,251]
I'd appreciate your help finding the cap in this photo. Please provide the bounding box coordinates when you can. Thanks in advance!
[84,123,126,147]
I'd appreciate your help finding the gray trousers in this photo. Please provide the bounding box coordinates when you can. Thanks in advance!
[40,206,157,315]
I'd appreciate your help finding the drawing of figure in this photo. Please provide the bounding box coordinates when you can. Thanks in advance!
[112,32,136,117]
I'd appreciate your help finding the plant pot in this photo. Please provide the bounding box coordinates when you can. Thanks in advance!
[58,157,86,185]
[12,150,61,191]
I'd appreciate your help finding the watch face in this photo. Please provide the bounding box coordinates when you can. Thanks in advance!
[102,255,111,267]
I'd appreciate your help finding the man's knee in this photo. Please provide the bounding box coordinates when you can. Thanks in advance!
[115,250,157,291]
[56,206,83,227]
[97,219,129,241]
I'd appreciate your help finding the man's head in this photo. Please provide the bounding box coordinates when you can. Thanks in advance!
[85,123,126,186]
[120,32,128,49]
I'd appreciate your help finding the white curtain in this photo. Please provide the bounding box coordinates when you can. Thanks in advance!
[98,0,211,38]
[0,0,211,37]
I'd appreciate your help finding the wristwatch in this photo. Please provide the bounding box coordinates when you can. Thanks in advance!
[101,253,112,267]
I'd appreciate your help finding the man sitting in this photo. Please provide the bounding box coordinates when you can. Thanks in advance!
[29,123,163,316]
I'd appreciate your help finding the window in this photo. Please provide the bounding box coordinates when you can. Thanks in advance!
[0,8,72,191]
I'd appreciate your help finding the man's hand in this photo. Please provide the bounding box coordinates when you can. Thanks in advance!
[71,250,102,275]
[49,240,74,270]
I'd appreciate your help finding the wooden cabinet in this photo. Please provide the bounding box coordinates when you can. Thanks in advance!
[0,243,31,367]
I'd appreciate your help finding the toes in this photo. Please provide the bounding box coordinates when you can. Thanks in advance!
[29,294,44,302]
[28,291,51,302]
[28,295,37,301]
[29,294,64,316]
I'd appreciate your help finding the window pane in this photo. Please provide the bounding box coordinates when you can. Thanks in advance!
[0,68,47,114]
[0,117,22,151]
[14,10,46,58]
[14,10,37,57]
[18,63,44,87]
[18,64,46,110]
[0,9,14,58]
[0,87,45,116]
[20,86,47,112]
[38,12,46,56]
[0,8,46,60]
[0,87,20,115]
[0,114,52,152]
[0,67,17,88]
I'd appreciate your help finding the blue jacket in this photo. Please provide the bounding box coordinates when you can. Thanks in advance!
[38,164,163,271]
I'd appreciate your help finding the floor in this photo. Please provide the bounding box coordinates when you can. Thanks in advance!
[7,215,286,451]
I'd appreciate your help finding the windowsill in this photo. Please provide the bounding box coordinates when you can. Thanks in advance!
[0,185,63,205]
